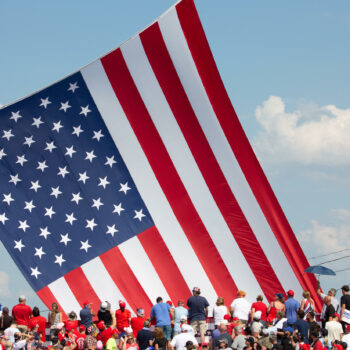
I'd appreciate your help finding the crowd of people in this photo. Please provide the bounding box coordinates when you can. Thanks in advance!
[1,284,350,350]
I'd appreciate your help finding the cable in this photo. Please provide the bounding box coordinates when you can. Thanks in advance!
[335,267,350,273]
[308,248,350,260]
[318,255,350,265]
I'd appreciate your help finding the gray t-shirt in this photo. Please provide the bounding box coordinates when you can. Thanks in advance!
[232,334,245,350]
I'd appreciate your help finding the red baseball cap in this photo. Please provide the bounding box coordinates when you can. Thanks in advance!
[333,344,343,350]
[112,329,120,335]
[287,290,294,296]
[119,300,126,308]
[167,300,173,306]
[224,315,231,320]
[334,313,340,318]
[233,317,239,321]
[79,325,86,331]
[83,301,92,306]
[97,321,105,330]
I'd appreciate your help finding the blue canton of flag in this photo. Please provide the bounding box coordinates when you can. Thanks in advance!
[0,72,154,292]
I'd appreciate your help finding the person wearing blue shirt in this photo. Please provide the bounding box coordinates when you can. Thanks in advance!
[80,301,94,330]
[284,290,300,325]
[150,297,174,340]
[173,300,189,336]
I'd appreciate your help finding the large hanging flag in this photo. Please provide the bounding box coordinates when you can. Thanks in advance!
[0,0,320,316]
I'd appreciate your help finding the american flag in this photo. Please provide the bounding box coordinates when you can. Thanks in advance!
[0,0,320,317]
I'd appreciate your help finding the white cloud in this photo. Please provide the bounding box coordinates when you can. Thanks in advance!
[0,271,11,297]
[253,96,350,165]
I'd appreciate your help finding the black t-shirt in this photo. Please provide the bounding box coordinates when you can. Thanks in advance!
[137,329,153,350]
[97,310,113,326]
[325,304,335,322]
[187,296,209,321]
[341,294,350,310]
[153,337,167,350]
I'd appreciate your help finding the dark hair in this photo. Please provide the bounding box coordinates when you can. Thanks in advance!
[321,328,328,337]
[2,307,9,315]
[156,297,163,303]
[311,331,319,339]
[245,327,252,336]
[256,295,263,302]
[308,311,315,319]
[297,310,305,319]
[32,306,40,317]
[342,285,350,292]
[60,339,66,347]
[51,337,59,346]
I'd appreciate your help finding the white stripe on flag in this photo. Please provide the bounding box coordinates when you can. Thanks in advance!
[120,35,264,299]
[81,60,217,300]
[81,257,134,313]
[159,8,303,296]
[49,277,82,316]
[119,236,170,304]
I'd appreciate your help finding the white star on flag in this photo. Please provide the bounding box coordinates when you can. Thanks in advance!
[92,130,104,141]
[59,101,71,112]
[37,160,48,172]
[52,121,64,133]
[80,240,91,252]
[14,239,25,251]
[134,209,146,222]
[72,125,84,137]
[3,193,14,206]
[71,192,83,205]
[98,176,110,189]
[65,145,76,158]
[16,155,28,166]
[92,198,104,210]
[80,105,91,117]
[65,213,77,225]
[57,166,69,178]
[86,218,97,231]
[30,180,41,192]
[113,203,124,215]
[30,266,41,279]
[60,233,71,246]
[119,182,131,195]
[18,220,30,232]
[24,136,35,147]
[9,174,21,186]
[106,224,118,237]
[0,148,6,160]
[45,141,57,152]
[0,212,9,224]
[2,129,14,141]
[78,171,89,184]
[50,186,62,199]
[32,117,44,128]
[105,155,117,168]
[10,111,22,123]
[34,247,46,259]
[39,227,51,239]
[68,82,79,93]
[54,254,66,267]
[39,97,51,109]
[85,150,96,162]
[24,200,36,213]
[44,206,56,219]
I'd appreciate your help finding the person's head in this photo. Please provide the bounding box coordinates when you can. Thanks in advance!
[178,299,185,307]
[324,296,332,306]
[237,290,246,298]
[119,300,126,310]
[218,321,228,333]
[1,307,9,316]
[154,327,165,340]
[79,325,86,334]
[275,293,284,302]
[180,315,187,324]
[97,321,106,331]
[216,297,225,306]
[235,326,243,336]
[83,301,92,309]
[68,311,77,320]
[333,313,340,321]
[19,295,26,304]
[276,311,285,320]
[302,290,310,299]
[181,324,193,334]
[126,334,135,344]
[329,288,337,297]
[253,311,262,321]
[342,285,349,295]
[31,306,40,317]
[137,308,144,317]
[186,341,196,350]
[218,338,228,349]
[112,329,119,339]
[287,290,294,298]
[192,287,201,296]
[201,343,209,350]
[156,297,163,304]
[143,320,150,328]
[51,302,59,312]
[310,330,319,341]
[11,321,18,327]
[307,311,315,322]
[256,295,263,302]
[297,310,305,320]
[245,337,255,349]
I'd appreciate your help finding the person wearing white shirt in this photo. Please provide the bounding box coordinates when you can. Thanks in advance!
[4,322,20,342]
[326,316,343,345]
[342,325,350,349]
[230,291,251,324]
[213,298,229,327]
[170,325,198,350]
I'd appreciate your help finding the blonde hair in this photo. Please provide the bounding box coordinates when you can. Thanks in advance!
[216,297,225,306]
[303,290,310,300]
[50,302,60,324]
[237,290,246,298]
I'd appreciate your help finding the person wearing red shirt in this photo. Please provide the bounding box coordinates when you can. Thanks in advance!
[97,321,115,346]
[64,312,79,331]
[250,295,267,322]
[115,301,131,333]
[76,325,87,350]
[131,309,146,337]
[12,295,32,332]
[310,331,323,350]
[28,307,46,342]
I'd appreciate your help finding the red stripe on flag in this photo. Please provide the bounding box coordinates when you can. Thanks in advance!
[37,286,67,319]
[101,48,238,303]
[100,246,153,316]
[175,0,321,310]
[140,23,285,301]
[138,226,192,304]
[64,267,101,315]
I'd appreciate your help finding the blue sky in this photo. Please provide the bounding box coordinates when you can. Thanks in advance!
[0,0,349,311]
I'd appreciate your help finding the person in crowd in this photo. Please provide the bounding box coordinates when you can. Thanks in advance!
[214,322,232,349]
[122,333,139,350]
[307,311,319,338]
[0,335,8,350]
[153,327,168,350]
[300,291,315,320]
[0,308,13,335]
[267,294,285,323]
[131,309,146,338]
[48,302,62,336]
[106,329,119,350]
[28,307,46,342]
[326,313,343,347]
[230,290,251,325]
[213,298,229,328]
[4,321,20,343]
[251,311,263,339]
[251,295,267,323]
[325,296,336,324]
[84,331,98,350]
[75,325,87,350]
[284,291,300,326]
[318,283,339,327]
[310,330,324,350]
[293,310,310,344]
[98,302,113,328]
[64,312,79,332]
[96,320,115,346]
[80,301,94,330]
[136,320,153,350]
[340,286,350,332]
[341,325,350,350]
[116,301,131,334]
[151,297,174,341]
[12,296,32,333]
[174,301,188,337]
[187,287,209,345]
[170,325,198,350]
